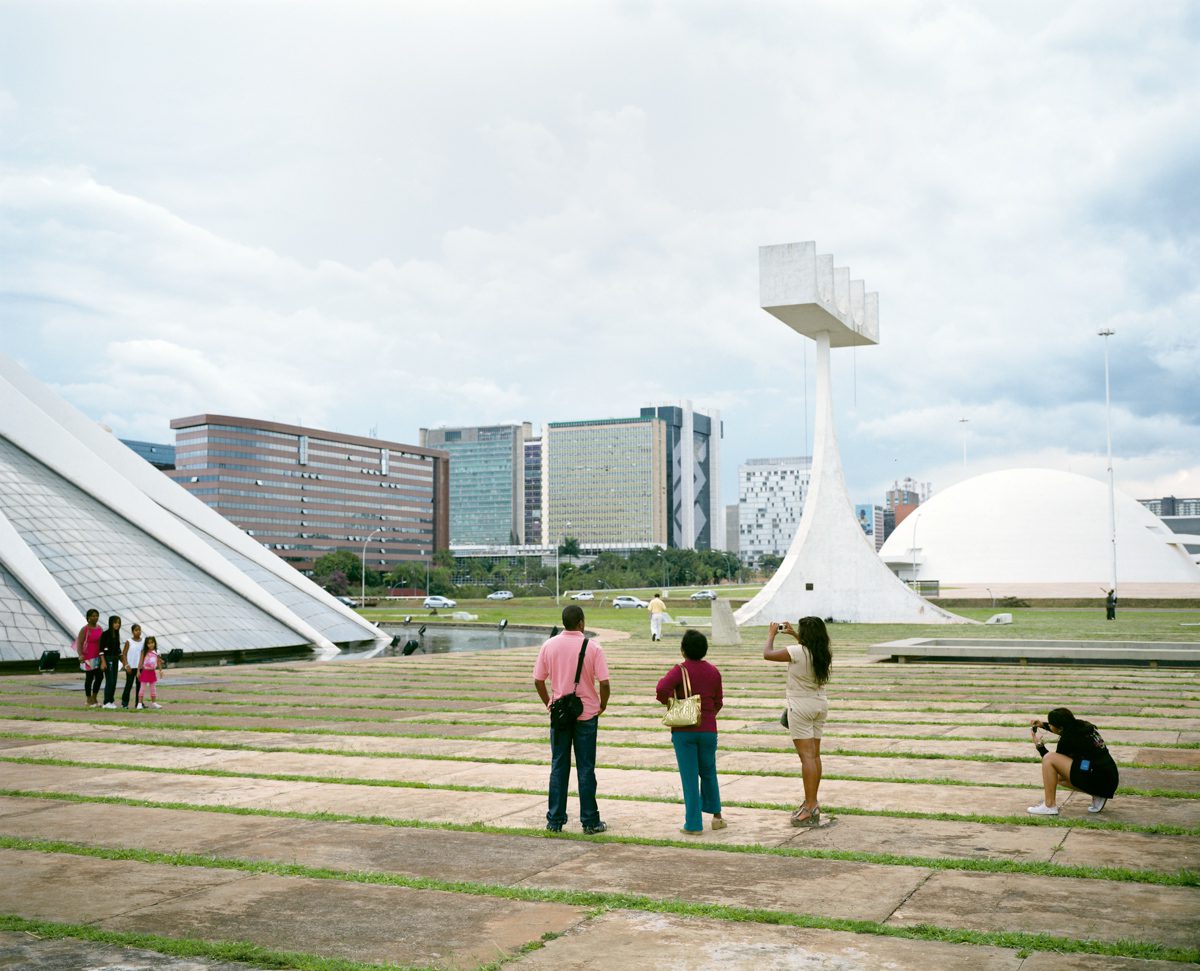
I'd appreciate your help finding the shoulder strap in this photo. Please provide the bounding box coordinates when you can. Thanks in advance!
[679,663,692,698]
[571,638,590,689]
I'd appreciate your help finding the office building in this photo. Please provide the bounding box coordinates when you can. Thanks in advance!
[724,503,739,555]
[121,439,176,470]
[542,416,668,548]
[170,415,448,575]
[886,476,931,527]
[738,457,812,563]
[0,355,381,663]
[420,423,531,546]
[639,402,723,550]
[855,503,887,552]
[524,437,542,549]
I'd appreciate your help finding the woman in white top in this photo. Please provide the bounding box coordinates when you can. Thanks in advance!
[762,617,832,827]
[120,623,146,710]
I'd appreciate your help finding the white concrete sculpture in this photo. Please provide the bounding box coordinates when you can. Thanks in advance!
[735,242,968,626]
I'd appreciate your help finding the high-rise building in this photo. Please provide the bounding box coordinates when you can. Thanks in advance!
[169,415,448,575]
[639,402,722,550]
[724,503,739,555]
[420,423,531,546]
[542,416,668,548]
[524,437,542,548]
[886,477,931,527]
[855,503,887,552]
[738,457,812,563]
[121,439,176,470]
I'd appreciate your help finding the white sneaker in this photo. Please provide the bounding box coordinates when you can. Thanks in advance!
[1088,796,1108,814]
[102,702,116,709]
[150,702,162,709]
[1027,802,1059,816]
[136,703,145,710]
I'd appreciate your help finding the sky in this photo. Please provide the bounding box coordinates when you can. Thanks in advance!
[2,0,1198,514]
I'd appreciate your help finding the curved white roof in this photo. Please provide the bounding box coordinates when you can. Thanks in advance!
[879,468,1200,586]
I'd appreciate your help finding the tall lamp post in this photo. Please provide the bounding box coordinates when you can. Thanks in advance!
[958,417,969,468]
[554,521,571,604]
[360,526,383,607]
[1099,329,1118,595]
[421,549,430,597]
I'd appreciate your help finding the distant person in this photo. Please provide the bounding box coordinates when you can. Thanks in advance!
[73,609,103,708]
[763,617,832,827]
[137,636,163,710]
[121,623,146,710]
[1105,589,1117,621]
[533,604,610,834]
[98,615,122,709]
[648,593,667,641]
[1027,707,1118,816]
[656,629,725,834]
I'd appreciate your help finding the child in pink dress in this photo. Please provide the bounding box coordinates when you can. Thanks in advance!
[136,636,163,710]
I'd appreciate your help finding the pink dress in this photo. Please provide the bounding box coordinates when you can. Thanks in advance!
[139,651,159,684]
[80,626,102,670]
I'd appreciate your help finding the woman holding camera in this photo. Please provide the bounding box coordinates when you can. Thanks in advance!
[1027,707,1119,816]
[763,617,832,827]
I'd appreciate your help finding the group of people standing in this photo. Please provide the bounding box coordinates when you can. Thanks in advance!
[533,605,1119,834]
[74,609,163,710]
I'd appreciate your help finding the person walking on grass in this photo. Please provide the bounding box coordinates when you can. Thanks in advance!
[533,604,610,835]
[73,608,103,708]
[1027,707,1118,816]
[648,593,667,641]
[98,615,122,709]
[137,636,163,710]
[121,623,145,710]
[763,617,832,827]
[656,629,725,835]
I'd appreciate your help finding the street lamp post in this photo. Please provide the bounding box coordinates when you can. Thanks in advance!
[1099,329,1118,596]
[555,521,571,605]
[422,549,430,597]
[360,527,383,606]
[958,417,969,468]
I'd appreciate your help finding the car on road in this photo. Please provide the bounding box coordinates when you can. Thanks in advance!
[335,595,358,608]
[423,595,457,610]
[689,590,718,601]
[570,591,594,601]
[486,590,514,601]
[612,595,648,609]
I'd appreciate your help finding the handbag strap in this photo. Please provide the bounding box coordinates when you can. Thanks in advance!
[571,638,590,690]
[677,663,692,698]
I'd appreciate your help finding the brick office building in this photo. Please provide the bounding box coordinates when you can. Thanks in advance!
[169,415,449,575]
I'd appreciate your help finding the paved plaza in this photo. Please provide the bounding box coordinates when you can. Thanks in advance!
[0,629,1197,970]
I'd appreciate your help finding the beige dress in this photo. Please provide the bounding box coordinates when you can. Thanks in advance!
[785,644,828,739]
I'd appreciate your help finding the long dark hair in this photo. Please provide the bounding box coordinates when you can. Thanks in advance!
[797,616,831,686]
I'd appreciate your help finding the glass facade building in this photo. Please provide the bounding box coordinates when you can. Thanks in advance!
[170,415,449,574]
[524,437,542,548]
[121,439,176,470]
[639,402,722,550]
[420,424,530,547]
[738,457,812,564]
[543,417,668,548]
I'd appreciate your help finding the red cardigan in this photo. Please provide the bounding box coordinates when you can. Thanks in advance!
[656,659,723,733]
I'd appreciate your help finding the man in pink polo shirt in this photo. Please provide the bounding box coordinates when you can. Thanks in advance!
[533,604,611,834]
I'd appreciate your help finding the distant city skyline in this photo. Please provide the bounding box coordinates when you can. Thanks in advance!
[3,3,1196,509]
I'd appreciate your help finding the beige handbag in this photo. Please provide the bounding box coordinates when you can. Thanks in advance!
[662,664,702,727]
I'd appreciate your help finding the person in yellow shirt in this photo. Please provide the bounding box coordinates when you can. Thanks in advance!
[648,594,667,641]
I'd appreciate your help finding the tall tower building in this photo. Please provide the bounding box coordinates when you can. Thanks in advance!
[886,476,931,527]
[542,416,668,549]
[738,457,812,563]
[524,437,542,548]
[420,423,531,546]
[170,415,448,574]
[639,402,723,550]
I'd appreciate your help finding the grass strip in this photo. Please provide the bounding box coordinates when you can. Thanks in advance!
[1,837,1197,964]
[1,733,1194,798]
[1,755,1195,837]
[0,912,434,970]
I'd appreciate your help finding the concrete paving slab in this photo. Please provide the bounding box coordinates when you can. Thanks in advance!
[0,795,62,820]
[1052,827,1200,873]
[887,869,1200,948]
[516,844,928,923]
[0,930,268,971]
[504,908,1025,971]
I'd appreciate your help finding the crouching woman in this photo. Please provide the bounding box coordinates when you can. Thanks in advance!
[1027,707,1119,816]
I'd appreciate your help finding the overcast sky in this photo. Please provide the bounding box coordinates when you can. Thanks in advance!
[2,0,1197,512]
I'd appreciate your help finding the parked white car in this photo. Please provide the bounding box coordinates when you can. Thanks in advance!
[570,591,594,601]
[689,589,718,601]
[486,590,514,601]
[612,595,648,609]
[423,595,457,609]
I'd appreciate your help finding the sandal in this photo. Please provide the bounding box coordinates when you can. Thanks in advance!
[790,805,820,827]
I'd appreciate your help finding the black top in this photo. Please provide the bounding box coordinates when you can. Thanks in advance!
[1038,719,1119,798]
[99,629,122,661]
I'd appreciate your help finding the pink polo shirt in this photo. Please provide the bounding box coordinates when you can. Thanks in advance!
[533,631,609,721]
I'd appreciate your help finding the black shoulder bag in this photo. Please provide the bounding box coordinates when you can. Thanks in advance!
[548,638,590,729]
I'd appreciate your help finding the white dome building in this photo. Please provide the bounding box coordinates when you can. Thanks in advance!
[879,468,1200,598]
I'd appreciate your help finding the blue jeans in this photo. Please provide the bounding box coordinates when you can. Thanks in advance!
[672,731,721,831]
[547,715,600,828]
